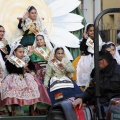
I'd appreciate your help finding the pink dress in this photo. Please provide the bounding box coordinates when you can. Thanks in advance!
[0,60,51,108]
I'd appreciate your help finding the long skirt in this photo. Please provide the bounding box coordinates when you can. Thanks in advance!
[0,73,51,108]
[76,55,94,87]
[20,33,35,47]
[33,62,46,83]
[47,80,82,105]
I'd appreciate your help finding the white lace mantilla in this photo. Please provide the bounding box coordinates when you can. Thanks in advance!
[76,55,94,86]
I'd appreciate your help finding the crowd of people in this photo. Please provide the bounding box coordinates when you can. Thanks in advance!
[72,23,120,118]
[0,5,82,116]
[0,5,120,118]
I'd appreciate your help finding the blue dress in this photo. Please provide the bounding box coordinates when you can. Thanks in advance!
[47,80,82,105]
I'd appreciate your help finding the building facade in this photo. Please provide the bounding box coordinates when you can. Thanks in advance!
[80,0,101,23]
[80,0,120,43]
[102,0,120,43]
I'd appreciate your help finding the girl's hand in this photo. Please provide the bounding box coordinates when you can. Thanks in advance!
[28,46,34,55]
[83,33,88,39]
[22,12,29,21]
[30,71,36,76]
[45,87,48,89]
[24,63,28,68]
[44,56,49,61]
[58,63,64,70]
[4,55,8,59]
[44,85,49,89]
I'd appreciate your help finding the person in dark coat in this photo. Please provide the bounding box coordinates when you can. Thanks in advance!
[72,50,120,115]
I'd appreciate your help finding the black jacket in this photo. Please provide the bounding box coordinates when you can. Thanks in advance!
[0,45,11,61]
[6,60,35,75]
[80,38,93,56]
[76,60,120,105]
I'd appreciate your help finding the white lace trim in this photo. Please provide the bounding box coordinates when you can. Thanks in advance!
[1,73,40,100]
[76,55,94,86]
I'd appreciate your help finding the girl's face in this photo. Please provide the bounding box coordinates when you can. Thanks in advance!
[0,27,5,39]
[14,47,24,59]
[55,49,64,61]
[36,36,45,47]
[87,26,94,39]
[29,9,37,20]
[106,45,115,56]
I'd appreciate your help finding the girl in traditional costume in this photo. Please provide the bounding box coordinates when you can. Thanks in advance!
[0,60,8,115]
[17,6,47,47]
[101,41,120,64]
[0,25,10,61]
[44,46,82,104]
[76,23,103,90]
[0,41,51,116]
[30,33,52,82]
[0,25,9,115]
[0,25,11,79]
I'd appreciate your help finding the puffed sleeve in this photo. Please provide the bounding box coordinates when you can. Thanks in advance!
[64,61,75,73]
[6,45,11,55]
[80,38,88,52]
[6,60,23,74]
[44,64,53,87]
[27,60,35,71]
[18,19,23,29]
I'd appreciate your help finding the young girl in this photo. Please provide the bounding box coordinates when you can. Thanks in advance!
[44,46,82,104]
[0,41,51,116]
[101,41,120,64]
[76,23,103,90]
[0,25,11,79]
[30,33,52,82]
[0,25,11,61]
[17,6,47,48]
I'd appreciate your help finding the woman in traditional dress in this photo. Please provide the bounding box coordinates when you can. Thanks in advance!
[76,23,104,90]
[44,46,82,105]
[30,33,52,82]
[0,25,11,61]
[0,25,11,80]
[17,6,47,47]
[0,41,51,116]
[101,41,120,64]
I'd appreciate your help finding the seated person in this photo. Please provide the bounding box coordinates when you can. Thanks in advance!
[101,42,120,64]
[44,46,82,105]
[72,50,120,115]
[30,33,52,82]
